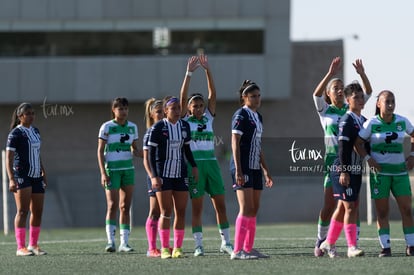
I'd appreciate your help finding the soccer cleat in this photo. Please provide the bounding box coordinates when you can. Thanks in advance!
[28,245,47,256]
[16,247,34,256]
[406,246,414,256]
[172,248,184,258]
[161,248,172,259]
[378,247,391,257]
[118,244,134,252]
[320,241,338,258]
[347,246,364,258]
[249,248,270,258]
[314,238,325,257]
[230,250,258,260]
[146,248,161,258]
[105,243,116,252]
[172,247,184,258]
[194,246,204,257]
[220,243,234,255]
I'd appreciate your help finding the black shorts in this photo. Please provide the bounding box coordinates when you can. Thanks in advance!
[159,177,189,192]
[331,172,362,202]
[15,176,45,194]
[231,169,263,191]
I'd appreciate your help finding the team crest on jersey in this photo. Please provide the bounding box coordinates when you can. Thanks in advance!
[182,131,187,139]
[396,123,403,131]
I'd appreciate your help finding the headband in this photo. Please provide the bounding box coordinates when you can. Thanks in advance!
[188,94,204,105]
[241,84,258,96]
[165,97,179,107]
[150,100,163,111]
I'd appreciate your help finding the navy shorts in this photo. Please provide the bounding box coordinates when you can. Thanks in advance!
[15,176,45,194]
[146,176,156,197]
[231,169,263,191]
[331,171,362,202]
[159,177,189,192]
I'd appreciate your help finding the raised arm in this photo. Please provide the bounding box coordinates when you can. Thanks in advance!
[353,59,372,96]
[199,54,217,115]
[313,56,341,97]
[179,56,199,117]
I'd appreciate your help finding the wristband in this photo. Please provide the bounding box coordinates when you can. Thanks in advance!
[186,71,192,77]
[363,155,371,162]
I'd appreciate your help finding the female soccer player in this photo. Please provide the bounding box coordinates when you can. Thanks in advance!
[147,96,198,259]
[320,82,367,258]
[179,55,233,256]
[97,97,140,253]
[230,80,273,260]
[6,103,48,256]
[142,98,164,257]
[356,90,414,257]
[313,57,372,256]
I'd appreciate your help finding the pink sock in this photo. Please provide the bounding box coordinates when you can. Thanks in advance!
[234,215,249,253]
[29,226,41,247]
[326,219,343,245]
[344,223,357,247]
[15,227,26,249]
[244,217,256,253]
[146,218,158,250]
[174,229,185,248]
[159,229,170,249]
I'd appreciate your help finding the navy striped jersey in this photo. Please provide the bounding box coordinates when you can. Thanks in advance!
[231,106,263,170]
[6,125,42,178]
[337,111,367,175]
[148,118,192,178]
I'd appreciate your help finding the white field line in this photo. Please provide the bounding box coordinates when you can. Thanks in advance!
[0,237,406,246]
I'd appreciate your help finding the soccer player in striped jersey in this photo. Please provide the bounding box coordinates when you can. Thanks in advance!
[230,80,273,260]
[179,55,233,257]
[6,103,48,256]
[313,57,372,256]
[98,97,140,253]
[142,98,164,257]
[320,82,367,258]
[147,96,198,259]
[356,90,414,257]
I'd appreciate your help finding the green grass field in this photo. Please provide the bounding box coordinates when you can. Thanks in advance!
[0,222,413,275]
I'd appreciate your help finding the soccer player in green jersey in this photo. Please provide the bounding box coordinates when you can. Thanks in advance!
[98,97,140,253]
[179,55,233,257]
[356,90,414,257]
[313,57,372,256]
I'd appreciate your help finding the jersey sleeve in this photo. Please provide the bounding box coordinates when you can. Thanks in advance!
[133,123,139,141]
[358,118,372,141]
[313,95,328,114]
[231,109,245,135]
[6,129,19,151]
[142,130,150,150]
[148,123,161,147]
[182,120,192,144]
[98,122,108,140]
[403,116,414,135]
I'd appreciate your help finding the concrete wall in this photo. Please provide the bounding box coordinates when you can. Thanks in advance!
[0,0,291,102]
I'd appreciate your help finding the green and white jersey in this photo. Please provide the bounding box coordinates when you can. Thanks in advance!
[313,96,348,163]
[98,120,138,171]
[183,109,216,161]
[359,114,414,176]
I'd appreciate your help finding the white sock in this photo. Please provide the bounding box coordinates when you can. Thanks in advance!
[317,224,329,241]
[405,233,414,246]
[120,229,130,246]
[379,234,391,249]
[193,232,203,248]
[106,224,116,244]
[219,228,230,245]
